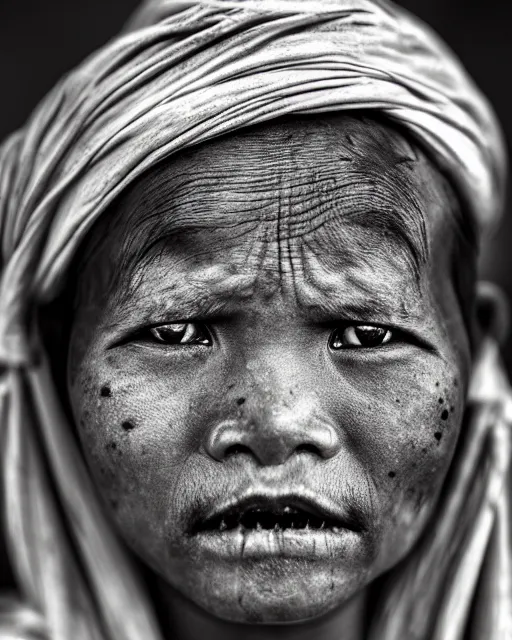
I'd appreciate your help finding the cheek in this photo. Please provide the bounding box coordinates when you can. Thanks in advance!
[332,354,466,571]
[67,350,205,566]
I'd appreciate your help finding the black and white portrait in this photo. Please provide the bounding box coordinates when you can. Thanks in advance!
[0,1,510,639]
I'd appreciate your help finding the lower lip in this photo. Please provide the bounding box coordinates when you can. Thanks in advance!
[189,526,361,560]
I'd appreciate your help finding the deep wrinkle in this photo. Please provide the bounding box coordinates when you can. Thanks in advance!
[72,115,438,318]
[65,115,474,640]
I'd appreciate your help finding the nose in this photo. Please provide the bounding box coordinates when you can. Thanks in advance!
[204,401,342,466]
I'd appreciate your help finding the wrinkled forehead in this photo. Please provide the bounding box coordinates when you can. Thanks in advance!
[82,114,460,290]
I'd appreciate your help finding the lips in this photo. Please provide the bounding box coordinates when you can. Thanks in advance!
[192,494,366,535]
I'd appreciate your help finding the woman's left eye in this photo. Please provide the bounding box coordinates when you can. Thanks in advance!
[147,323,211,346]
[330,325,394,349]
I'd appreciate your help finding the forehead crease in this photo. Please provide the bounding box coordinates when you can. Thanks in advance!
[108,116,441,295]
[123,168,428,274]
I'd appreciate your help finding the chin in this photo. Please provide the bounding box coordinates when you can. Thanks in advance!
[173,559,369,624]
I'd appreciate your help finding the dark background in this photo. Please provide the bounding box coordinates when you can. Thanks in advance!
[0,0,511,362]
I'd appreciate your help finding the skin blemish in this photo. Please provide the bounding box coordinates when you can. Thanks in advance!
[236,397,246,406]
[450,406,455,413]
[435,381,440,387]
[441,409,449,421]
[122,421,136,431]
[395,398,400,404]
[434,432,442,442]
[100,385,112,398]
[105,441,117,452]
[438,398,444,404]
[106,354,120,369]
[388,471,396,478]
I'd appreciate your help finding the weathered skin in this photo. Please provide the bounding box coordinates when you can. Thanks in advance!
[66,115,474,639]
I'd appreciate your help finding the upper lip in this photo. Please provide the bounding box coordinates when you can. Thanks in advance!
[191,489,367,534]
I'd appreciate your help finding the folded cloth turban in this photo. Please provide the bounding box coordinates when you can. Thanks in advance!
[0,1,510,639]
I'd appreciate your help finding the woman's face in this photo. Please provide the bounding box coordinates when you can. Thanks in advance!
[67,116,472,624]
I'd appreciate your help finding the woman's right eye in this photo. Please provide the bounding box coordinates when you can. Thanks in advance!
[145,322,211,346]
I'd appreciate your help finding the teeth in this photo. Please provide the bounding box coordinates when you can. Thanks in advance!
[213,518,341,533]
[208,508,339,534]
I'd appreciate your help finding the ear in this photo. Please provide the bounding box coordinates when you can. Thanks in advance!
[474,281,509,349]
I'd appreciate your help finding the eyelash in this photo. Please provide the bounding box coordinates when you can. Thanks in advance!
[143,322,212,346]
[329,324,396,350]
[133,321,402,350]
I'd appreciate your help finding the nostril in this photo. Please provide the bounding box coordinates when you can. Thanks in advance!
[295,443,320,455]
[224,444,252,457]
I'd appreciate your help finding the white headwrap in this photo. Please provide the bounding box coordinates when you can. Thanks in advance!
[0,1,509,639]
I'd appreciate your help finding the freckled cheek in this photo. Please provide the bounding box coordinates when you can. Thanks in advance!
[337,359,465,550]
[69,361,204,556]
[361,374,464,566]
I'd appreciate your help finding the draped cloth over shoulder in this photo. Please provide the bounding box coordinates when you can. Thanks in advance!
[0,1,510,639]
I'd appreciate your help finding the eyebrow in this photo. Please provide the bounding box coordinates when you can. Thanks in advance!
[332,186,430,280]
[113,284,414,333]
[124,199,429,289]
[112,250,420,331]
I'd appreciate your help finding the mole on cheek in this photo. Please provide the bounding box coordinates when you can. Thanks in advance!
[122,420,136,431]
[434,431,442,443]
[100,385,112,398]
[441,409,449,421]
[388,471,396,478]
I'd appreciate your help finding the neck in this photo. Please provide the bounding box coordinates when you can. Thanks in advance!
[154,581,368,640]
